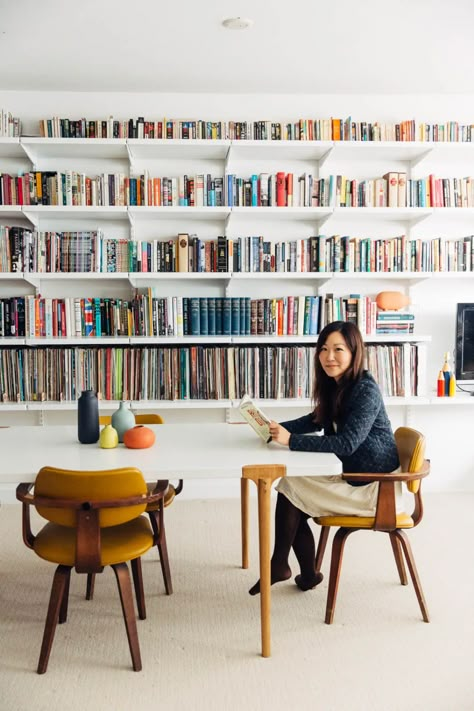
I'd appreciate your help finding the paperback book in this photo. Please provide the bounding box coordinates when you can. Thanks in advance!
[239,394,272,443]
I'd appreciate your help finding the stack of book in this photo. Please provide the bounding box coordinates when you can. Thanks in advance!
[376,310,415,335]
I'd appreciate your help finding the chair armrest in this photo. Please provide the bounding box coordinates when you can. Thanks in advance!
[342,460,430,484]
[16,483,36,549]
[16,482,35,504]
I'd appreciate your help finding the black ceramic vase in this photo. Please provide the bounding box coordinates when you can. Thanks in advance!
[78,390,100,444]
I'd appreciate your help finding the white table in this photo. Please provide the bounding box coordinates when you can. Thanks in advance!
[0,423,341,657]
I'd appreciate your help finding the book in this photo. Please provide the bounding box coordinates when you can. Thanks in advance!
[239,394,272,443]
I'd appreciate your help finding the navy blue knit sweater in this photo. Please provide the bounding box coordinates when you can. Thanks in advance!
[280,371,399,483]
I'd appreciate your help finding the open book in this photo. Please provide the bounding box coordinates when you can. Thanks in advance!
[239,394,272,443]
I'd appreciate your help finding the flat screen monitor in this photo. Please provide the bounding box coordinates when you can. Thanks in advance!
[455,303,474,386]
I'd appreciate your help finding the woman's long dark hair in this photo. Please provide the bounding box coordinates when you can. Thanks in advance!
[312,321,365,425]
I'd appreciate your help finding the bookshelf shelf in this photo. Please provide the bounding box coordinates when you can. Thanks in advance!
[20,137,129,162]
[227,140,332,162]
[0,137,25,159]
[331,206,432,223]
[128,206,230,222]
[127,138,230,161]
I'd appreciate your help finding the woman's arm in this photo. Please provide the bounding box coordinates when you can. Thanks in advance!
[279,413,320,434]
[287,379,382,455]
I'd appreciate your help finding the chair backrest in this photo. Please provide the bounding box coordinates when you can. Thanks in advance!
[394,427,426,493]
[99,413,164,425]
[34,466,147,528]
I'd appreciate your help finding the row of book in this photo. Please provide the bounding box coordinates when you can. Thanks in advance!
[0,343,425,403]
[3,170,474,209]
[0,111,20,138]
[2,228,473,275]
[35,114,474,142]
[0,292,415,339]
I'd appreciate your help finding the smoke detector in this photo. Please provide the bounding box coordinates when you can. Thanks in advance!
[222,17,253,30]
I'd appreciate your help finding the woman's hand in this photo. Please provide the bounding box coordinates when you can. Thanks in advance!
[269,421,291,447]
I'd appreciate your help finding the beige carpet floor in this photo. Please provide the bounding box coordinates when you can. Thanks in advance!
[1,493,473,711]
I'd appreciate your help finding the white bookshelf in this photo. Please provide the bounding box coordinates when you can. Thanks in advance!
[1,133,473,414]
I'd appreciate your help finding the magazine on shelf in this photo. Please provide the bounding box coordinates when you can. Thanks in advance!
[239,394,272,443]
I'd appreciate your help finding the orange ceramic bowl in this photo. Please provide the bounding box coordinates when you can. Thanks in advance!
[123,425,156,449]
[375,291,410,311]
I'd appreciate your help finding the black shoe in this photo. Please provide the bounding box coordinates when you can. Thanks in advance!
[294,572,324,591]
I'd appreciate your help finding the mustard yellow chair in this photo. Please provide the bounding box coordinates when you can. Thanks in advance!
[314,427,430,624]
[97,412,182,595]
[16,466,162,673]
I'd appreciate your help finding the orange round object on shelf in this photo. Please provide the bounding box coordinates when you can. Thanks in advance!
[123,425,156,449]
[375,291,410,311]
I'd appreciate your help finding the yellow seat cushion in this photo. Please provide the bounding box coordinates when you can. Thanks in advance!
[34,515,154,567]
[315,512,414,529]
[145,483,176,511]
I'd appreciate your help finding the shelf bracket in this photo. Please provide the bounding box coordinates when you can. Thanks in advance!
[21,209,39,229]
[409,147,434,169]
[318,146,334,169]
[19,141,38,169]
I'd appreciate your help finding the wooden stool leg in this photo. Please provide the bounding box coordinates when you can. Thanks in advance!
[325,527,356,625]
[241,477,249,569]
[112,562,142,672]
[131,557,146,620]
[59,568,71,624]
[315,525,330,573]
[86,573,96,600]
[37,565,70,674]
[394,530,430,622]
[156,505,173,595]
[389,531,408,585]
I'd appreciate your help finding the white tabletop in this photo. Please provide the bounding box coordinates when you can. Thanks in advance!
[0,423,341,484]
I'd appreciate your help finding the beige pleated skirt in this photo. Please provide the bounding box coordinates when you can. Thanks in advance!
[276,474,403,518]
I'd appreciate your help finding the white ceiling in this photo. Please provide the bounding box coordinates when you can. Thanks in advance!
[0,0,472,94]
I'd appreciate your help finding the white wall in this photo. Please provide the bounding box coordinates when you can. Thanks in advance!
[0,90,473,498]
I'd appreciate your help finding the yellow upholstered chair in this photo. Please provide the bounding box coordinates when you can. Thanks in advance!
[314,427,430,624]
[97,412,182,595]
[16,466,162,673]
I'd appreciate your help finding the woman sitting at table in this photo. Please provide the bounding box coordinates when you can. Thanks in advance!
[249,320,400,596]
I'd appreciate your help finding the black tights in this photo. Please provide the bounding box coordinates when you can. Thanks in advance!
[249,493,320,595]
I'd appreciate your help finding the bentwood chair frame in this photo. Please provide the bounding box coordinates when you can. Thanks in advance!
[17,472,163,673]
[314,426,430,625]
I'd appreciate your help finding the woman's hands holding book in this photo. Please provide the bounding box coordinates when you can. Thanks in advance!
[269,421,290,447]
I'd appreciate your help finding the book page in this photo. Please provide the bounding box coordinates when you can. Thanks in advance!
[239,394,272,443]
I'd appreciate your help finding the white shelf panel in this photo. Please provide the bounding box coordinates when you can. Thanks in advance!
[25,337,130,346]
[0,137,26,159]
[0,337,25,345]
[0,205,25,221]
[231,335,317,345]
[234,398,312,409]
[230,206,332,221]
[364,334,431,343]
[0,402,28,411]
[331,207,432,222]
[330,141,433,163]
[130,336,232,345]
[25,271,129,282]
[127,138,230,161]
[128,206,230,221]
[130,271,231,283]
[20,137,128,161]
[230,271,331,282]
[228,140,333,162]
[131,399,233,410]
[22,206,129,222]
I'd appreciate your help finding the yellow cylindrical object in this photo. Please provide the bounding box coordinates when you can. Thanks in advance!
[449,373,456,397]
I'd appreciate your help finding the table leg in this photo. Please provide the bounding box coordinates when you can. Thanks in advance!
[242,464,286,658]
[241,477,249,569]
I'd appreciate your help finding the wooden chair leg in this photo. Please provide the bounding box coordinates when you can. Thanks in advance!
[37,565,71,674]
[156,504,173,595]
[59,568,71,624]
[393,530,430,623]
[148,508,173,595]
[325,527,357,625]
[389,531,408,585]
[86,573,96,600]
[112,562,142,672]
[130,558,146,620]
[315,525,330,573]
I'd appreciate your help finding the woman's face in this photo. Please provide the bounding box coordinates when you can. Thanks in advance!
[318,331,353,382]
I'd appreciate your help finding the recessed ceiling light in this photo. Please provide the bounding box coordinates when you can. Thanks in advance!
[222,17,253,30]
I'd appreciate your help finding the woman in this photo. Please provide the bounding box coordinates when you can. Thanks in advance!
[249,320,400,596]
